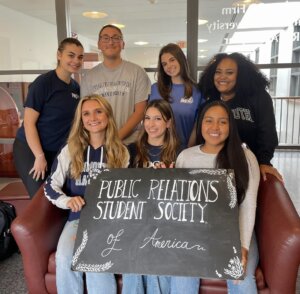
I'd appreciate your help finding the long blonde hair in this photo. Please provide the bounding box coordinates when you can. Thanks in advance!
[67,95,129,178]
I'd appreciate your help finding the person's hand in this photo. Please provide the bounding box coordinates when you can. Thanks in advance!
[233,247,248,285]
[260,164,284,183]
[241,247,248,273]
[67,196,85,212]
[29,153,47,181]
[153,162,175,169]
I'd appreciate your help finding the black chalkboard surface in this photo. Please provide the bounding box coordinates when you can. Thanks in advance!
[71,168,244,280]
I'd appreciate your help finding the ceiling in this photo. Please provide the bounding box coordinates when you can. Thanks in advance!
[0,0,299,66]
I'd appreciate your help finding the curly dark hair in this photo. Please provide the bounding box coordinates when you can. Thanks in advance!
[198,52,270,102]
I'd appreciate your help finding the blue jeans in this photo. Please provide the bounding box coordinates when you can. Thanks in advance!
[56,220,117,294]
[122,274,170,294]
[226,235,259,294]
[170,234,259,294]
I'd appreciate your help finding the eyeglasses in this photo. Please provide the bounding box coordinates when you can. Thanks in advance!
[99,35,123,43]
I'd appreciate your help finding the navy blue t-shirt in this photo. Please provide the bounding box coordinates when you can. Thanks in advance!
[16,70,80,152]
[128,143,162,168]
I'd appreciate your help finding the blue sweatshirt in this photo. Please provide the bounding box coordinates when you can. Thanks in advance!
[44,144,107,221]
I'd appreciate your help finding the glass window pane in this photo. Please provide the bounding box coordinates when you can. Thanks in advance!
[198,0,300,65]
[0,75,38,119]
[0,0,57,70]
[70,0,187,69]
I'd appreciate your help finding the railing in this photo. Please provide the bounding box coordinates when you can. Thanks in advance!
[272,96,300,149]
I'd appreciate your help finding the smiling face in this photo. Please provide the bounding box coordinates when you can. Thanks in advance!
[161,52,181,82]
[98,26,124,60]
[144,106,171,146]
[57,43,84,74]
[201,105,230,153]
[214,58,238,100]
[81,100,108,135]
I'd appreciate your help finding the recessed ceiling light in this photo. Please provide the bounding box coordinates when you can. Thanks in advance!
[233,0,261,5]
[134,41,149,46]
[198,39,208,43]
[198,19,208,25]
[199,55,207,58]
[82,11,108,19]
[111,23,125,29]
[186,19,208,26]
[199,49,208,52]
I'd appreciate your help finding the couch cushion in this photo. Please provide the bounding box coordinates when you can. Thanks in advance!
[48,252,56,274]
[255,266,266,290]
[45,273,57,294]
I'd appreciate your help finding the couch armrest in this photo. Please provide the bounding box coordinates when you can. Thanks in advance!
[255,174,300,294]
[11,186,68,294]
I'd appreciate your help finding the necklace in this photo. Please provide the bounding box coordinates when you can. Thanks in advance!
[147,145,162,157]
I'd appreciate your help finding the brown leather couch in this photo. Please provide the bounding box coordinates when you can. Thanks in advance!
[11,175,300,294]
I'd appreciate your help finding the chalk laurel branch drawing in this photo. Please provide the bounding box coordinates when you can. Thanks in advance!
[72,229,113,272]
[189,169,226,176]
[227,171,237,208]
[189,169,237,208]
[223,246,244,279]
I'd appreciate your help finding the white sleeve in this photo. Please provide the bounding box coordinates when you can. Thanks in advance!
[175,151,184,168]
[239,148,260,249]
[44,145,73,209]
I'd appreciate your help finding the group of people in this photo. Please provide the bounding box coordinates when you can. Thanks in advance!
[13,24,283,294]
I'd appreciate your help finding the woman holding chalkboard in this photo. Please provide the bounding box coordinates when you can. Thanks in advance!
[173,101,260,293]
[122,99,179,293]
[44,95,129,294]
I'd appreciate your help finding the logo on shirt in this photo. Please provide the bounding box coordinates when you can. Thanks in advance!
[92,81,131,97]
[231,107,254,122]
[72,93,80,99]
[75,163,107,185]
[180,96,193,104]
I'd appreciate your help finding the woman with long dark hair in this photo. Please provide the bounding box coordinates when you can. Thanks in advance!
[149,43,204,150]
[175,101,260,293]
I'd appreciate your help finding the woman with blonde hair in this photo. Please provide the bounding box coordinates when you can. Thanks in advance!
[44,95,129,294]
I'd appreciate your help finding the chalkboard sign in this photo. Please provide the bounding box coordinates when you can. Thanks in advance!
[71,168,244,280]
